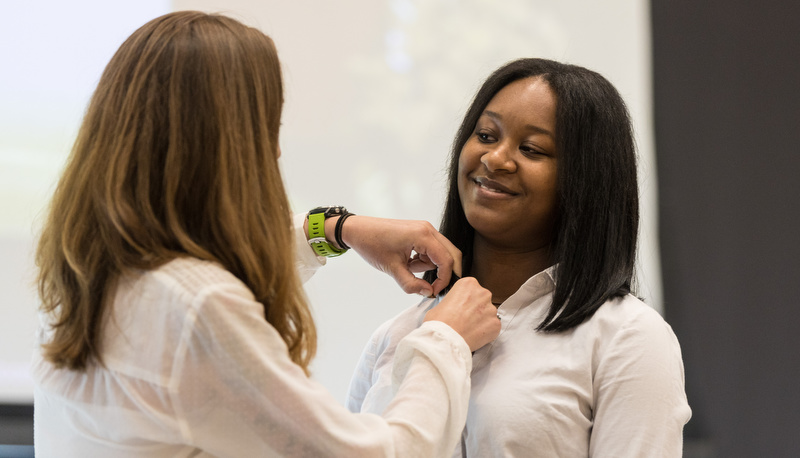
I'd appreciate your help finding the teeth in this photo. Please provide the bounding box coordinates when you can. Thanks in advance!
[478,182,505,193]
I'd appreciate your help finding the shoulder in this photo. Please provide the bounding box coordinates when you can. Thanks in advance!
[588,295,685,380]
[99,258,258,383]
[112,257,259,339]
[591,294,676,343]
[125,257,254,308]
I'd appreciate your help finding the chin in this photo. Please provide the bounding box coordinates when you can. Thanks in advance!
[465,215,509,239]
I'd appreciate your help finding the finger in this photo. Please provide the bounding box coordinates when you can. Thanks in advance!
[428,267,450,298]
[391,263,434,296]
[408,253,436,273]
[432,230,462,277]
[408,261,436,274]
[427,232,462,295]
[421,232,461,296]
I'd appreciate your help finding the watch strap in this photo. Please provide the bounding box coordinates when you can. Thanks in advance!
[307,210,347,257]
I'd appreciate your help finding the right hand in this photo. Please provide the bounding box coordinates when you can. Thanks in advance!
[334,216,462,297]
[423,277,500,352]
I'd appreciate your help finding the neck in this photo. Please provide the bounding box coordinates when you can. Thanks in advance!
[470,235,552,304]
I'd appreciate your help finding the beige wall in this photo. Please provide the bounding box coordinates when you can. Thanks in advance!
[174,0,659,401]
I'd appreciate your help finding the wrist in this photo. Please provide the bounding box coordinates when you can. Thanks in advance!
[306,206,353,257]
[324,216,342,250]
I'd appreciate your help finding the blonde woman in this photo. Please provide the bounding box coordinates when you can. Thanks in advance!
[32,11,500,457]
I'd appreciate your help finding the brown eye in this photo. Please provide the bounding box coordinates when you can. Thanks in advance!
[520,145,546,158]
[476,132,496,143]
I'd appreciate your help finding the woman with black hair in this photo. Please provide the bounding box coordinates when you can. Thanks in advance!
[347,58,691,457]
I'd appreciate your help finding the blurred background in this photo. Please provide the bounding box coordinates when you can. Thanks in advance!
[1,1,798,457]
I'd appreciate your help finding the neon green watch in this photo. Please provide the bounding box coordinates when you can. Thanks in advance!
[307,206,350,257]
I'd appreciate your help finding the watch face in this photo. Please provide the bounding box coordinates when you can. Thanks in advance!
[309,206,347,217]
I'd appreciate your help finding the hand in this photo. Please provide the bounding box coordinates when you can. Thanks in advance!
[424,277,500,352]
[337,216,462,297]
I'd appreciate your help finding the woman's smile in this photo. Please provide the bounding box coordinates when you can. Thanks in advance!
[471,176,520,197]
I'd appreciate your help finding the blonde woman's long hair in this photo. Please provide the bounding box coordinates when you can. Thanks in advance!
[36,11,316,372]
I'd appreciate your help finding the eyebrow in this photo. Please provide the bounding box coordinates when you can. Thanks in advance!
[483,110,554,138]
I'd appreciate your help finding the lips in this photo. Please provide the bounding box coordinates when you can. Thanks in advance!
[473,176,519,196]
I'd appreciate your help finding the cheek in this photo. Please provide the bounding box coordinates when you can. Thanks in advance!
[543,174,558,201]
[458,142,484,174]
[525,164,559,213]
[540,171,560,221]
[456,150,470,193]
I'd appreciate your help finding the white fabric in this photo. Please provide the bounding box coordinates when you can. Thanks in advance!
[32,219,473,457]
[347,268,692,458]
[292,212,327,283]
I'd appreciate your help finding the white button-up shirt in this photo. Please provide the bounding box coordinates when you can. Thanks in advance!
[347,268,692,457]
[31,217,473,457]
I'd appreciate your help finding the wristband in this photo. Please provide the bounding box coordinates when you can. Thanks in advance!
[307,206,350,257]
[334,212,355,250]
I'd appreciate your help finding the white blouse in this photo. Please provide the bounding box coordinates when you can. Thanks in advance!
[347,268,692,457]
[31,219,473,457]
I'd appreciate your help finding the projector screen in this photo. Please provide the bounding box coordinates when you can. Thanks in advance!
[1,0,658,404]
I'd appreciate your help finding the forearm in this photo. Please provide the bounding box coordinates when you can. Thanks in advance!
[299,209,461,296]
[381,321,472,457]
[182,289,473,457]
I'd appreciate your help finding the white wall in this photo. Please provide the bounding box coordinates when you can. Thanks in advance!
[1,0,658,404]
[0,0,172,402]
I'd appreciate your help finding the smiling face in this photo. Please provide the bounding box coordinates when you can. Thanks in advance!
[457,76,559,251]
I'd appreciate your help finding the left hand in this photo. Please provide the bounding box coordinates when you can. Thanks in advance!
[333,216,462,297]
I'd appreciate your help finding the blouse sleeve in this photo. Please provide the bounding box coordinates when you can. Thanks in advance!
[345,323,382,413]
[589,308,692,457]
[169,281,472,458]
[346,298,438,416]
[293,212,325,283]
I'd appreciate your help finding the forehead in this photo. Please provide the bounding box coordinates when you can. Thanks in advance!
[484,77,557,125]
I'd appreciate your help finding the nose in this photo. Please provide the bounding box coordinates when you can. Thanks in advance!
[480,141,517,173]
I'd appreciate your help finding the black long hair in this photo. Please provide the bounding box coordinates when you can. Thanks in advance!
[425,58,639,332]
